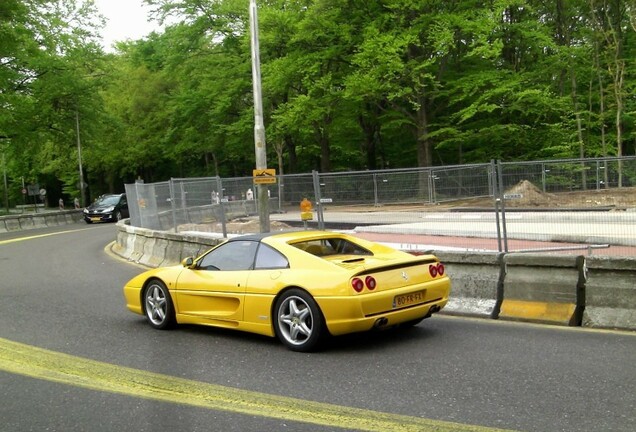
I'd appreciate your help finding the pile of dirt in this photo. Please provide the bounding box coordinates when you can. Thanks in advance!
[503,181,636,209]
[504,180,554,206]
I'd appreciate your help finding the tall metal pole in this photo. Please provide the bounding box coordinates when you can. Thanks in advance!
[249,0,270,233]
[2,152,9,212]
[76,110,86,207]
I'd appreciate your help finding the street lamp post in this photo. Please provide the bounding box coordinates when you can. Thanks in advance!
[2,152,9,212]
[76,109,86,207]
[249,0,270,233]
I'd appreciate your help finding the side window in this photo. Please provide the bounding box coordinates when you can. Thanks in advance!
[254,244,289,269]
[197,240,259,271]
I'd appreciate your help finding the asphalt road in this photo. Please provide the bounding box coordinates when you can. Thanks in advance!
[0,224,634,432]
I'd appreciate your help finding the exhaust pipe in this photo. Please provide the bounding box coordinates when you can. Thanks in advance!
[373,317,389,328]
[423,305,441,319]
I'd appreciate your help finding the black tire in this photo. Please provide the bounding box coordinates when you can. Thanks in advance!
[273,289,325,352]
[115,211,122,222]
[143,280,176,330]
[85,219,92,224]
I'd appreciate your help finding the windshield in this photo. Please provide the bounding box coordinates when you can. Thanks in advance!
[96,195,121,206]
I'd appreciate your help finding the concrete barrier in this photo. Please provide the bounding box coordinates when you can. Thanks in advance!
[583,256,636,330]
[0,210,83,232]
[435,251,504,318]
[4,218,20,232]
[111,222,223,267]
[499,254,586,326]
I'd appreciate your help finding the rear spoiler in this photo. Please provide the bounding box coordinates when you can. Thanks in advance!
[352,257,439,277]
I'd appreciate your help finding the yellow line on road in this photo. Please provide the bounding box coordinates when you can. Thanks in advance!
[0,337,515,432]
[0,229,91,245]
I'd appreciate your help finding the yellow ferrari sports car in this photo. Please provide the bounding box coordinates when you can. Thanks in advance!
[123,230,451,352]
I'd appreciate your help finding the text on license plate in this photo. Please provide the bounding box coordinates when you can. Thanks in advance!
[393,291,426,308]
[91,217,101,221]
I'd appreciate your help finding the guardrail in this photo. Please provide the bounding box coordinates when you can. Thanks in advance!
[111,221,636,331]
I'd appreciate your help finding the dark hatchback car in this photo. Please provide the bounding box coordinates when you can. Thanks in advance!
[83,193,129,223]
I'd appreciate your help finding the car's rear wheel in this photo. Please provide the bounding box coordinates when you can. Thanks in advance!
[274,289,324,352]
[143,280,175,330]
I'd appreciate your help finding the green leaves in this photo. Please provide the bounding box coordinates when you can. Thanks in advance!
[2,0,635,203]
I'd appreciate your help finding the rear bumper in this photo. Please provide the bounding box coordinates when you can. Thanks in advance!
[317,278,450,336]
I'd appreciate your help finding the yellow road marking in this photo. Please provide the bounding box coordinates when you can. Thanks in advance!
[0,337,515,432]
[0,229,92,245]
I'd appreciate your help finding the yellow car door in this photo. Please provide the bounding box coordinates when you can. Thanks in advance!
[174,240,258,323]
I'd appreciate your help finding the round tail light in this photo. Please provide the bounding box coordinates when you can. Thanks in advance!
[429,264,438,278]
[365,276,377,290]
[351,278,364,292]
[437,263,445,276]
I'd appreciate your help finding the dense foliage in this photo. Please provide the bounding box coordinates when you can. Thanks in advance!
[1,0,635,206]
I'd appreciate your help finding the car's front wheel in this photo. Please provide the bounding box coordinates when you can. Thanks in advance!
[143,280,175,330]
[274,289,325,352]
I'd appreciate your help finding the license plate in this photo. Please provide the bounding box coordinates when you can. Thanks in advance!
[393,291,426,308]
[91,217,101,221]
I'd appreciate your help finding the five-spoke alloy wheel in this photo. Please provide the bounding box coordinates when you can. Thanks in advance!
[274,289,324,352]
[143,280,175,330]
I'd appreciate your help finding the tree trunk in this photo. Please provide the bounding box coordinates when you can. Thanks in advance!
[571,70,587,190]
[416,100,432,167]
[358,103,381,170]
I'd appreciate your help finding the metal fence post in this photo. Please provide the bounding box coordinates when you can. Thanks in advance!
[312,170,325,230]
[541,162,547,193]
[373,173,379,207]
[216,176,228,238]
[490,160,503,252]
[496,160,509,252]
[169,178,177,232]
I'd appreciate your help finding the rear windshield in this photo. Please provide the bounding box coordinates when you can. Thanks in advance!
[291,238,372,257]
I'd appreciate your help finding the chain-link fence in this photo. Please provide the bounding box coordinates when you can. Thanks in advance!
[126,156,636,256]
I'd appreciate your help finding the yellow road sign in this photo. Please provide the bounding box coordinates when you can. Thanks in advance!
[253,168,277,184]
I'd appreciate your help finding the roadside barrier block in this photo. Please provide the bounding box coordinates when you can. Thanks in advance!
[5,218,20,231]
[583,256,636,330]
[0,219,6,233]
[436,251,503,318]
[162,233,185,266]
[44,214,60,226]
[499,254,586,326]
[33,215,47,228]
[18,216,35,230]
[139,236,158,267]
[129,232,146,263]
